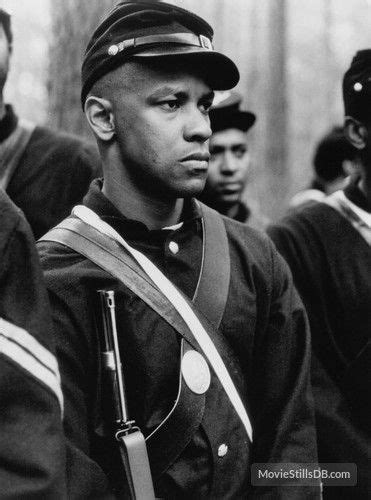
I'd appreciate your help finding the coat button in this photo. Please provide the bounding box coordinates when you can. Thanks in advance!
[168,241,179,254]
[218,444,228,457]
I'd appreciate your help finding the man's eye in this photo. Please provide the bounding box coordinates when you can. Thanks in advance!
[200,101,213,113]
[210,146,224,156]
[161,100,180,110]
[233,146,247,158]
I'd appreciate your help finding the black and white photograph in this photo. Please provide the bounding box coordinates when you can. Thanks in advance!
[0,1,369,498]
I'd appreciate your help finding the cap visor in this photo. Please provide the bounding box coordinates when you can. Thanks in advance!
[134,46,239,90]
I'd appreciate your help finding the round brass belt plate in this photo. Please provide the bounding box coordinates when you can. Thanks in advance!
[181,350,211,394]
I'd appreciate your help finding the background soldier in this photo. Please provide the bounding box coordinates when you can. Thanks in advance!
[0,8,100,239]
[199,90,267,229]
[268,50,371,499]
[39,1,319,498]
[290,125,358,209]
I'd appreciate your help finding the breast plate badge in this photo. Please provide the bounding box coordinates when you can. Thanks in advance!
[181,350,211,394]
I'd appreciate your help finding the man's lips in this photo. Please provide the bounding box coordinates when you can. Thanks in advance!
[218,182,243,193]
[181,152,210,162]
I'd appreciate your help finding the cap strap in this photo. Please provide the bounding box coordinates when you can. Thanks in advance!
[108,32,213,56]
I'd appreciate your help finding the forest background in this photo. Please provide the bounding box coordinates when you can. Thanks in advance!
[2,0,371,220]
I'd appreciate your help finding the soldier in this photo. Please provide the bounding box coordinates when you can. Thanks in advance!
[0,189,65,497]
[290,125,358,209]
[199,90,267,229]
[268,50,371,499]
[38,1,319,498]
[0,8,100,239]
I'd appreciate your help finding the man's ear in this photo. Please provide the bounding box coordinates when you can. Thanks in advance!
[344,116,368,150]
[84,96,115,142]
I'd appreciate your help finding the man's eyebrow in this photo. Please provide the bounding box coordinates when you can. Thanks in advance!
[148,88,215,100]
[149,86,185,99]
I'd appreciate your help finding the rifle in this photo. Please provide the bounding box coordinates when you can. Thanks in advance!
[98,290,155,500]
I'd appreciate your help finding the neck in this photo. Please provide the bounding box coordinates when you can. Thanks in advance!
[203,196,240,218]
[225,202,241,219]
[102,173,184,230]
[358,175,371,205]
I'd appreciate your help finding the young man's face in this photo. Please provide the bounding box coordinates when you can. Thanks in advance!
[204,128,250,207]
[0,24,10,92]
[109,60,214,200]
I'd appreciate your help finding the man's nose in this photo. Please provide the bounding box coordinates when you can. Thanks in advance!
[220,151,238,174]
[184,108,212,143]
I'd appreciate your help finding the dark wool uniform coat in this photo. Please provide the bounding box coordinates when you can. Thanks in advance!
[38,180,320,499]
[0,189,66,497]
[268,181,371,500]
[228,200,269,231]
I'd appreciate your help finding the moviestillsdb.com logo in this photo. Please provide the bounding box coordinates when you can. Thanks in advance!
[251,463,357,486]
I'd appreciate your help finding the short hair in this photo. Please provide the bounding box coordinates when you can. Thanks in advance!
[313,126,357,182]
[0,9,12,48]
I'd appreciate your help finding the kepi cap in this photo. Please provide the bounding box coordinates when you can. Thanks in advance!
[343,49,371,122]
[209,91,256,133]
[81,0,239,107]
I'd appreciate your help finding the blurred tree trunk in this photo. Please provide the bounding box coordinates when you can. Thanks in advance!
[48,0,115,139]
[323,0,337,124]
[263,0,288,218]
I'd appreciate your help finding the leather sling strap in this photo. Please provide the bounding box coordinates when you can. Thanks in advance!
[0,119,35,190]
[194,202,230,329]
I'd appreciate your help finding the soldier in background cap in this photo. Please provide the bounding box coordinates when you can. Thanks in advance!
[0,8,100,239]
[39,1,319,497]
[199,91,268,229]
[268,50,371,499]
[289,125,358,209]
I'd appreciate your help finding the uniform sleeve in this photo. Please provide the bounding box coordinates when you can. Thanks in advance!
[249,243,320,499]
[267,220,333,359]
[0,210,66,498]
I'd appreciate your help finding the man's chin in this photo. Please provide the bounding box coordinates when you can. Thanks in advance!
[154,179,207,200]
[218,193,241,206]
[177,179,207,198]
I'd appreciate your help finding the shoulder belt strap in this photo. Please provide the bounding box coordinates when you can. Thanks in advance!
[194,202,230,329]
[40,207,252,433]
[41,204,231,342]
[0,119,36,190]
[41,218,200,350]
